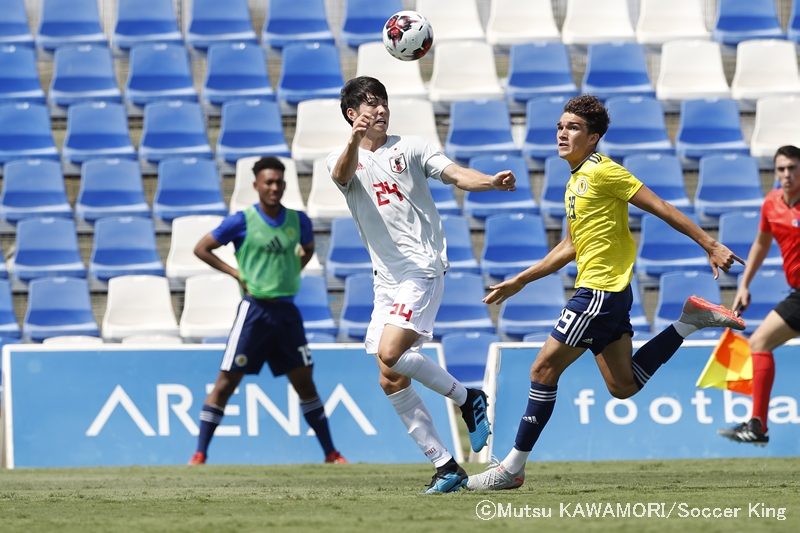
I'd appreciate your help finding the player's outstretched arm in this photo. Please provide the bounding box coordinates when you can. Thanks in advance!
[441,164,516,192]
[331,112,373,186]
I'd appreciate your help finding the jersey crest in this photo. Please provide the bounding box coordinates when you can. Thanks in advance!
[390,153,407,173]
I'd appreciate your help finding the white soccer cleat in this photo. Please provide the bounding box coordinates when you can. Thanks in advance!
[466,463,525,491]
[679,296,745,331]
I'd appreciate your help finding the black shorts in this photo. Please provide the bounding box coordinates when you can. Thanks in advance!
[220,296,311,376]
[550,285,634,355]
[774,290,800,332]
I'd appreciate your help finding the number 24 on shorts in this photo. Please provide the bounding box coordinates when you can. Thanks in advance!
[390,303,413,321]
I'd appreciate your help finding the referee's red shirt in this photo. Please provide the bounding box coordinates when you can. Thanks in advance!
[760,189,800,289]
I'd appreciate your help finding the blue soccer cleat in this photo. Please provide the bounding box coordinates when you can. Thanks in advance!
[424,465,468,494]
[460,388,491,452]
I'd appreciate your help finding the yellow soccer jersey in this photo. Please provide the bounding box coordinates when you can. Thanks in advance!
[565,152,643,292]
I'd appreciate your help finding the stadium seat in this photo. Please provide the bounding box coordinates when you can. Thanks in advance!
[62,102,136,169]
[202,43,274,111]
[0,0,33,47]
[307,158,350,221]
[338,272,373,340]
[121,334,183,344]
[49,45,121,111]
[636,214,709,286]
[713,0,784,47]
[416,0,485,42]
[0,279,20,338]
[623,154,693,226]
[522,96,568,168]
[139,101,212,171]
[694,154,763,224]
[636,0,710,46]
[23,277,98,342]
[295,274,337,337]
[599,96,673,161]
[262,0,335,49]
[718,210,783,282]
[75,158,150,223]
[486,0,559,46]
[441,215,480,274]
[41,335,103,344]
[481,213,548,280]
[179,274,241,341]
[112,0,182,52]
[36,0,106,53]
[90,216,164,282]
[581,42,655,101]
[0,159,71,225]
[385,98,442,150]
[675,98,749,168]
[355,42,427,100]
[731,39,800,109]
[216,100,290,170]
[790,0,800,44]
[629,276,651,333]
[739,270,791,333]
[277,43,344,108]
[0,45,44,105]
[0,103,59,166]
[326,217,371,280]
[102,275,180,341]
[186,0,257,51]
[435,272,494,338]
[11,217,86,282]
[656,40,731,111]
[340,0,400,48]
[540,156,570,226]
[444,100,520,163]
[498,274,565,339]
[428,41,504,107]
[125,43,198,110]
[750,96,800,168]
[165,215,236,284]
[229,156,304,213]
[506,43,578,106]
[291,99,352,167]
[428,178,460,216]
[653,271,724,335]
[441,331,500,388]
[154,157,226,223]
[305,332,336,343]
[463,155,538,221]
[561,0,635,45]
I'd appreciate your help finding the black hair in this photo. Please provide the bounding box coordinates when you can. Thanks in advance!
[251,156,285,178]
[774,145,800,162]
[563,95,610,138]
[339,76,389,125]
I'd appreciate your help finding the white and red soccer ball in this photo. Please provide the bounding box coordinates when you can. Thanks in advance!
[382,10,434,61]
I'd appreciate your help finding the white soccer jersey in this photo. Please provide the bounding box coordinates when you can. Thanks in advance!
[327,135,454,284]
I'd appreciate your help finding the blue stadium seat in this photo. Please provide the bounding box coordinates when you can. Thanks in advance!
[49,45,121,110]
[340,0,401,48]
[295,274,337,337]
[435,272,494,338]
[325,217,372,280]
[12,217,86,282]
[498,273,564,339]
[599,96,673,161]
[654,271,724,338]
[339,272,374,340]
[540,156,569,226]
[428,178,460,216]
[695,154,763,223]
[216,100,290,168]
[112,0,183,52]
[154,157,227,222]
[629,276,651,333]
[582,42,655,101]
[522,96,567,168]
[718,211,783,280]
[636,213,708,285]
[90,216,164,282]
[622,154,692,227]
[481,213,548,280]
[506,42,578,105]
[125,43,198,109]
[305,331,336,343]
[441,331,499,388]
[441,215,479,274]
[0,279,21,338]
[740,269,791,333]
[186,0,257,51]
[790,0,800,44]
[277,43,344,107]
[0,45,44,105]
[0,159,71,224]
[0,103,59,166]
[76,158,150,223]
[445,100,520,163]
[139,101,212,169]
[713,0,784,47]
[63,102,136,168]
[203,43,274,109]
[463,155,537,220]
[263,0,335,49]
[0,0,34,47]
[675,98,749,168]
[23,277,99,341]
[36,0,106,52]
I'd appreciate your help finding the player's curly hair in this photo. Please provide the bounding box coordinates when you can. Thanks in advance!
[340,76,389,125]
[252,156,285,178]
[563,95,610,138]
[775,145,800,162]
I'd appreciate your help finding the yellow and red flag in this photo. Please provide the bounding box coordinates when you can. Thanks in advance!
[695,328,752,395]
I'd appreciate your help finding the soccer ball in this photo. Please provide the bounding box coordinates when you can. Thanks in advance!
[382,10,434,61]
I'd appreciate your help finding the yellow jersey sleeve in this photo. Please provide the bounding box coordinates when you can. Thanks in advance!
[594,162,643,202]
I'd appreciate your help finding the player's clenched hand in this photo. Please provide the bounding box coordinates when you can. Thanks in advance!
[706,241,745,280]
[732,286,751,316]
[483,276,524,305]
[492,170,516,191]
[351,112,374,141]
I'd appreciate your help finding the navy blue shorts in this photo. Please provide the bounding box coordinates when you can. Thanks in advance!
[550,286,634,354]
[220,296,311,376]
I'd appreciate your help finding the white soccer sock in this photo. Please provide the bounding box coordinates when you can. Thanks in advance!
[391,349,468,405]
[501,447,530,473]
[387,386,451,468]
[671,320,698,338]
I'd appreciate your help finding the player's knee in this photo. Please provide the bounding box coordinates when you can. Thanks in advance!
[377,348,402,368]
